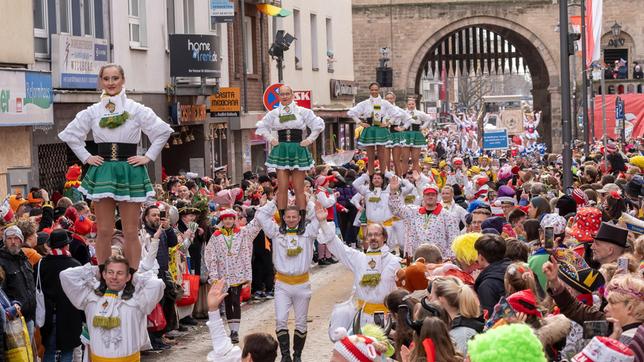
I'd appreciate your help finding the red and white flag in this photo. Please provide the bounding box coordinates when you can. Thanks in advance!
[585,0,603,67]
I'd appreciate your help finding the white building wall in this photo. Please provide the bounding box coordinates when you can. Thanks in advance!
[268,0,354,107]
[110,0,229,93]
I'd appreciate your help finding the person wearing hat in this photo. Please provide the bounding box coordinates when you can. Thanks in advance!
[573,336,635,362]
[39,229,83,362]
[204,208,262,344]
[254,200,323,362]
[256,85,325,235]
[316,202,401,331]
[606,142,628,175]
[330,325,392,362]
[0,225,38,337]
[175,200,205,327]
[389,176,460,259]
[591,222,629,265]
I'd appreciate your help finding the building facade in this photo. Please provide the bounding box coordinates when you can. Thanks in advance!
[22,0,233,195]
[351,0,644,152]
[267,0,357,161]
[0,1,52,196]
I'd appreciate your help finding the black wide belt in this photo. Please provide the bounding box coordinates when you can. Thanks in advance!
[364,117,383,126]
[97,143,138,161]
[410,124,421,131]
[278,129,303,143]
[389,125,399,133]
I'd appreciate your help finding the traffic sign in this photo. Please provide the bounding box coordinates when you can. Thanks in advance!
[483,129,509,150]
[616,97,625,121]
[263,83,283,111]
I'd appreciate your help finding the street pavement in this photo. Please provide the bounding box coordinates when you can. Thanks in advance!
[142,262,353,361]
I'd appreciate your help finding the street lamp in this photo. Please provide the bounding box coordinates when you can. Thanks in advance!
[269,30,296,83]
[611,21,622,38]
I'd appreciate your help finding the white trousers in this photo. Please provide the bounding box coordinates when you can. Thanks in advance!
[274,280,312,332]
[386,221,406,252]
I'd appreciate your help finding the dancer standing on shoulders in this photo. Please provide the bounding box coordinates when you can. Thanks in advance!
[256,85,324,234]
[58,64,172,299]
[349,82,408,174]
[383,91,410,176]
[400,98,431,173]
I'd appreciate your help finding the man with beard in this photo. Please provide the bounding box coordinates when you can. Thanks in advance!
[316,204,400,330]
[388,176,460,258]
[141,204,177,350]
[0,226,37,338]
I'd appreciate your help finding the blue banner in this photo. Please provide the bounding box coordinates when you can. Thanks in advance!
[483,129,509,150]
[61,73,98,89]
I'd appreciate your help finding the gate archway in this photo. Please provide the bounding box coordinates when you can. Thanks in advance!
[406,16,561,150]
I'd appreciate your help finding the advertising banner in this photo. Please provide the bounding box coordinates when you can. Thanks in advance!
[51,34,109,89]
[0,70,53,126]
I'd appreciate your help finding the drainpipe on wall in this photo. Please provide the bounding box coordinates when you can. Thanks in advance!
[240,0,248,113]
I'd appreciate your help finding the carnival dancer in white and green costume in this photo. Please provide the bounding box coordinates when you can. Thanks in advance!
[400,98,432,173]
[348,83,408,175]
[58,64,172,299]
[255,85,324,234]
[382,91,412,176]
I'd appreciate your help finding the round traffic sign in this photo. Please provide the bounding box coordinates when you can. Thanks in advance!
[262,83,284,111]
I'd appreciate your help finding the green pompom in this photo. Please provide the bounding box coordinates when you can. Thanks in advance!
[467,324,546,362]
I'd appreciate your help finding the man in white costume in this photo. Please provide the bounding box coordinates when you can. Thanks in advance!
[255,201,320,362]
[60,255,164,361]
[315,203,400,330]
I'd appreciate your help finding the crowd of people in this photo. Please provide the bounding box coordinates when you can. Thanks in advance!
[0,69,643,362]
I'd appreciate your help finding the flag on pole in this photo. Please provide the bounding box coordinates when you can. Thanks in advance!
[585,0,603,67]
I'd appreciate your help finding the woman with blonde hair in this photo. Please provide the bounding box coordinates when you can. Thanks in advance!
[429,276,483,355]
[605,273,644,345]
[58,63,173,298]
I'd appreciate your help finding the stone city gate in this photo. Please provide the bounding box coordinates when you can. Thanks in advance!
[352,1,564,151]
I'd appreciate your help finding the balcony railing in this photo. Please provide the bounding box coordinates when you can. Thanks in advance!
[593,79,644,95]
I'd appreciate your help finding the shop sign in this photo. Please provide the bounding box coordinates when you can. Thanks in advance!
[209,87,240,117]
[330,79,358,98]
[178,103,208,124]
[210,0,235,23]
[170,34,221,77]
[0,70,53,126]
[294,90,311,109]
[51,34,109,89]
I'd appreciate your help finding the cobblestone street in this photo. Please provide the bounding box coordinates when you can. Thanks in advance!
[142,262,353,362]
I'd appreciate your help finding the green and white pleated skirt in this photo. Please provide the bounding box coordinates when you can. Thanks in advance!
[402,130,427,148]
[387,131,407,148]
[358,126,391,148]
[265,142,314,171]
[79,161,155,202]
